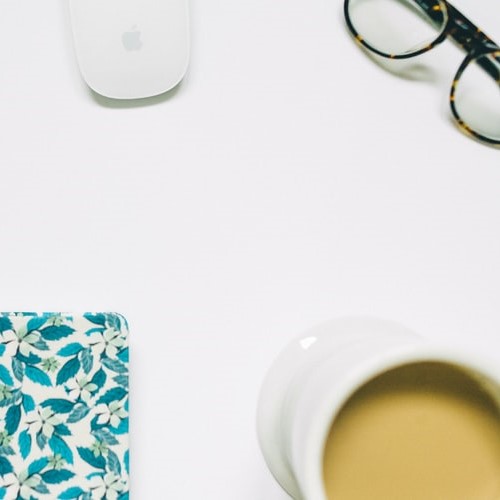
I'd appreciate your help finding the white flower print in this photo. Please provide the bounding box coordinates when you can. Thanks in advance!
[95,399,128,428]
[89,328,125,359]
[89,473,126,500]
[1,325,40,357]
[0,471,41,499]
[66,377,98,404]
[28,407,61,438]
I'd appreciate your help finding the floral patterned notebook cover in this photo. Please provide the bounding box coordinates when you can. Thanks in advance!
[0,312,129,500]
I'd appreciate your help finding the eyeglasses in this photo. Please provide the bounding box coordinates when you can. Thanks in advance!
[344,0,500,145]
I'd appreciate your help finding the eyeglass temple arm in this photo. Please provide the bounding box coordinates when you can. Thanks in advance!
[414,0,500,82]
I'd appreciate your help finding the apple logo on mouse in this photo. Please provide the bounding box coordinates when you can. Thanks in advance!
[122,26,143,51]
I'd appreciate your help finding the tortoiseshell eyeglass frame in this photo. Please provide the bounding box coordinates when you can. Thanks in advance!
[344,0,500,145]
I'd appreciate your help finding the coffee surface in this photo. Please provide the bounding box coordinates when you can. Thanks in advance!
[323,363,500,500]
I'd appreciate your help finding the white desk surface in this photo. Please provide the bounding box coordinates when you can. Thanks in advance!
[1,1,499,498]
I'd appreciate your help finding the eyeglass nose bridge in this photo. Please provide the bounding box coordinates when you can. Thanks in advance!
[444,4,498,58]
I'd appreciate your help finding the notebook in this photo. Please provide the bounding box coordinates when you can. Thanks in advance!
[0,312,129,500]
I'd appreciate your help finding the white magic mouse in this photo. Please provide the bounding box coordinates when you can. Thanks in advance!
[69,0,189,99]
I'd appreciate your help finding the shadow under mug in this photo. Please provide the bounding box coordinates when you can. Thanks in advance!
[256,317,500,500]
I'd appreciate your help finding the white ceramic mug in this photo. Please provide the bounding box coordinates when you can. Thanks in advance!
[256,317,500,500]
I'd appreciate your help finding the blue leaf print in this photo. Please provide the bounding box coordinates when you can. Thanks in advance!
[85,472,102,480]
[119,493,129,500]
[0,366,13,386]
[0,390,21,408]
[49,435,74,465]
[0,486,5,499]
[12,358,24,382]
[101,358,127,374]
[27,316,47,332]
[17,352,41,365]
[110,417,129,435]
[33,339,50,351]
[67,404,90,424]
[107,449,121,475]
[77,447,106,470]
[28,457,49,475]
[22,394,35,412]
[84,327,105,337]
[108,314,123,330]
[96,387,127,405]
[18,430,31,459]
[36,431,48,450]
[58,487,84,499]
[5,404,21,435]
[113,375,128,388]
[41,399,75,414]
[56,357,80,385]
[83,314,106,326]
[25,365,52,386]
[82,492,92,500]
[0,345,5,356]
[117,347,129,363]
[80,348,93,374]
[42,469,75,484]
[124,450,129,474]
[93,429,119,446]
[0,317,13,333]
[33,482,50,494]
[0,457,13,477]
[40,325,75,341]
[0,446,14,456]
[90,369,107,391]
[90,416,103,432]
[54,424,72,437]
[57,343,83,357]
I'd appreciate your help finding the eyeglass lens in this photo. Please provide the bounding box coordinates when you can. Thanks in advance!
[346,0,447,57]
[454,53,500,142]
